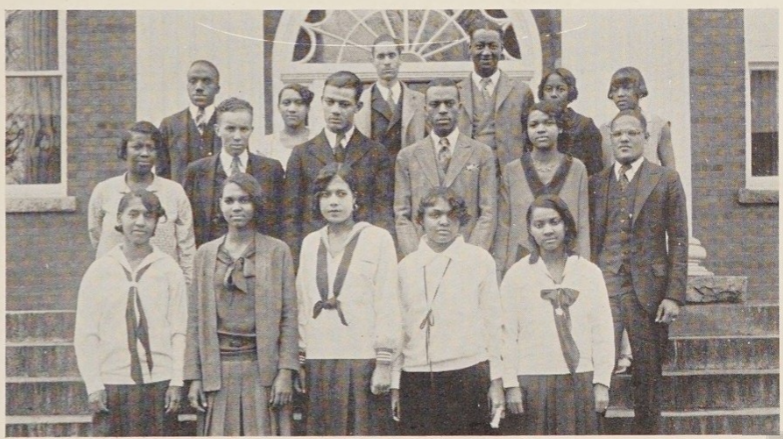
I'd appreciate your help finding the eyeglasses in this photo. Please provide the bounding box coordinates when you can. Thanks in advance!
[611,130,644,138]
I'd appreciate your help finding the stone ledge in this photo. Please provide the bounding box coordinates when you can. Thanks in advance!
[737,188,778,204]
[5,196,77,213]
[687,275,747,303]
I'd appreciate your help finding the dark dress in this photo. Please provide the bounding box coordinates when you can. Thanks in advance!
[558,108,604,177]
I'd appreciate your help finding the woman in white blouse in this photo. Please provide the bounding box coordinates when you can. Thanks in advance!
[295,163,401,435]
[251,83,314,170]
[501,194,614,435]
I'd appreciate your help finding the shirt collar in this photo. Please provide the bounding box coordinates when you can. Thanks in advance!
[220,149,249,174]
[324,125,356,150]
[471,69,501,95]
[614,155,645,181]
[189,104,215,122]
[375,81,402,105]
[120,172,162,194]
[106,243,167,275]
[413,235,466,267]
[431,128,460,154]
[531,254,579,284]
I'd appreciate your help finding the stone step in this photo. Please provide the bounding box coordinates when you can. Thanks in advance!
[670,302,778,337]
[6,343,79,378]
[5,415,197,437]
[609,370,779,411]
[602,407,780,435]
[6,310,75,343]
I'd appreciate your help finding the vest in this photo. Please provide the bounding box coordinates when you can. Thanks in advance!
[597,169,640,284]
[471,80,496,149]
[371,85,404,158]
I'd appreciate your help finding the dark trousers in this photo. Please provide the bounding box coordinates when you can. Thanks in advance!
[398,361,493,436]
[609,289,669,434]
[92,380,178,437]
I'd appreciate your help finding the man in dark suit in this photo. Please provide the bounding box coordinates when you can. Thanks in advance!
[394,78,497,256]
[157,60,221,183]
[355,34,426,161]
[183,97,284,246]
[589,109,687,434]
[456,19,534,170]
[283,71,394,264]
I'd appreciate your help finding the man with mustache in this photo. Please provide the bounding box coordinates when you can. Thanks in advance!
[394,78,497,256]
[157,60,222,183]
[355,34,426,162]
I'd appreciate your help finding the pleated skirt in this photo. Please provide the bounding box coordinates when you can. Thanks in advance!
[502,372,601,435]
[198,356,291,436]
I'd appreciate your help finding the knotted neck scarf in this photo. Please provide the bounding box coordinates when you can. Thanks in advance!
[540,287,581,375]
[121,264,154,384]
[222,243,256,296]
[313,230,364,326]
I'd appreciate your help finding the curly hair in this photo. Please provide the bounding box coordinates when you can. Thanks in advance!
[118,121,162,161]
[415,187,471,227]
[114,189,167,234]
[311,163,360,221]
[538,67,579,104]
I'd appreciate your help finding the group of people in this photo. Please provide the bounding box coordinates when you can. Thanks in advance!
[75,18,688,437]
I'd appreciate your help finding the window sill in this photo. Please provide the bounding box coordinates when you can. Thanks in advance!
[737,189,778,205]
[5,196,77,213]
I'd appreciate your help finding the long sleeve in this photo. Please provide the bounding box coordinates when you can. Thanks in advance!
[371,231,401,363]
[492,168,512,275]
[74,264,105,395]
[277,242,300,372]
[391,272,406,390]
[264,160,286,239]
[87,183,104,250]
[499,268,521,388]
[156,118,173,180]
[282,150,305,265]
[295,242,310,356]
[371,146,395,235]
[665,170,689,304]
[657,122,676,169]
[167,266,189,387]
[590,267,615,387]
[575,164,591,259]
[393,150,419,256]
[581,117,605,177]
[183,248,203,381]
[478,255,504,381]
[174,186,196,287]
[467,148,498,251]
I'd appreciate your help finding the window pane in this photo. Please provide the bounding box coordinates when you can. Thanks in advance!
[5,10,59,71]
[750,69,779,177]
[6,77,61,184]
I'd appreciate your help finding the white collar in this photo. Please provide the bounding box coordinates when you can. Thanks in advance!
[189,104,215,122]
[375,81,402,105]
[412,235,467,267]
[106,243,167,276]
[471,70,501,94]
[120,172,163,193]
[613,156,645,181]
[431,128,460,154]
[220,149,249,175]
[324,126,356,150]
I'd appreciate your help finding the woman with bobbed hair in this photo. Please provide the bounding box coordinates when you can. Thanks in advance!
[537,67,604,176]
[494,101,590,276]
[88,120,195,286]
[251,83,315,170]
[599,66,676,169]
[185,172,298,436]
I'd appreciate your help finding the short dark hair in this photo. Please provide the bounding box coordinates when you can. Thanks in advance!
[538,67,579,103]
[372,34,403,55]
[311,163,360,221]
[114,189,167,234]
[468,18,503,42]
[189,59,220,83]
[426,78,461,101]
[526,194,578,264]
[118,121,162,160]
[216,97,253,119]
[607,66,648,100]
[415,187,471,227]
[610,109,648,132]
[324,71,363,103]
[524,101,564,151]
[278,83,315,107]
[221,172,266,226]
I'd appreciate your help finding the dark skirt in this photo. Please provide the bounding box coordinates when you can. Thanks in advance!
[503,372,600,435]
[306,359,395,436]
[92,380,178,437]
[198,355,291,436]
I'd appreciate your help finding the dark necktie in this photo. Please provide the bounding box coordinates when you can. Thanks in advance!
[480,77,492,101]
[334,132,346,163]
[386,88,396,118]
[122,264,154,384]
[195,107,206,135]
[438,137,452,174]
[230,155,241,176]
[619,163,632,191]
[540,287,581,375]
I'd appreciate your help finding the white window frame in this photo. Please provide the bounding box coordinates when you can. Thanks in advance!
[5,10,68,199]
[744,61,779,191]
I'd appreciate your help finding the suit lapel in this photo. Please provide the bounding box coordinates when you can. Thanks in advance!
[355,88,372,136]
[442,135,475,188]
[595,167,612,247]
[459,78,473,126]
[401,85,416,132]
[308,131,335,166]
[343,131,371,167]
[632,160,662,227]
[414,138,441,188]
[371,85,393,122]
[494,71,513,111]
[205,155,219,223]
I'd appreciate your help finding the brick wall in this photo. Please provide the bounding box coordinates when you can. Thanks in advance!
[689,10,779,301]
[5,11,136,310]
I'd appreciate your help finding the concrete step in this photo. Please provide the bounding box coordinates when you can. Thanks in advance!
[6,310,75,343]
[665,335,779,372]
[602,407,780,435]
[670,302,778,337]
[609,369,779,411]
[6,343,79,378]
[5,415,197,437]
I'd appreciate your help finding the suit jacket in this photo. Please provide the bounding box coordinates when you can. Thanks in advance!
[182,153,284,246]
[589,160,688,316]
[183,233,298,390]
[355,82,426,152]
[456,71,534,168]
[283,129,394,265]
[394,133,498,256]
[157,108,219,184]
